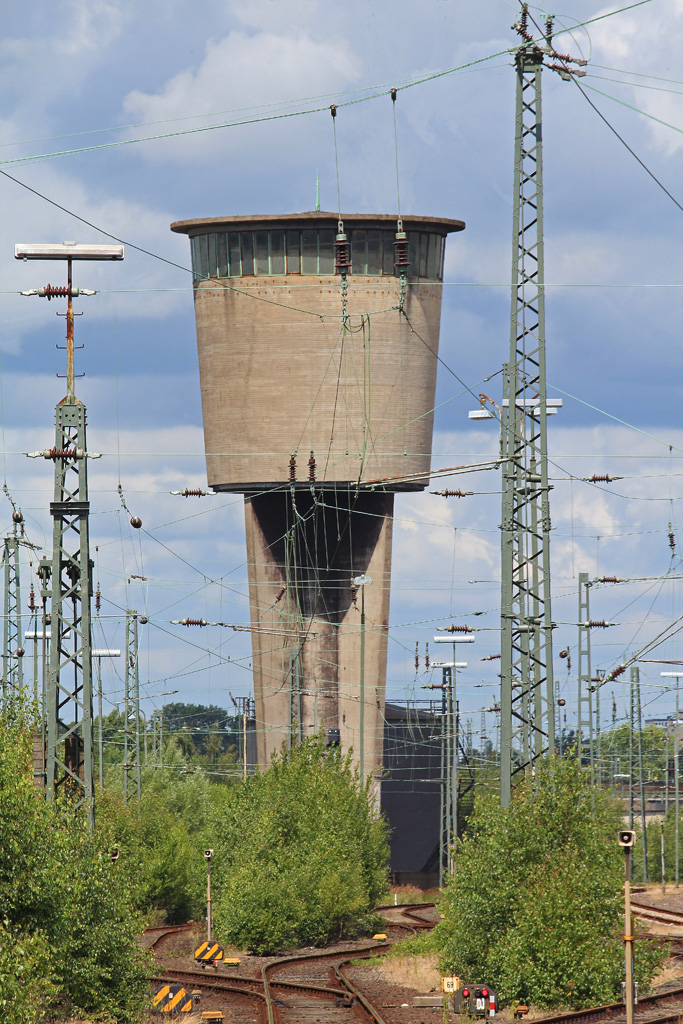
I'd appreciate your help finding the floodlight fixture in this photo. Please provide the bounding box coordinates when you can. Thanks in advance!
[434,634,475,643]
[92,649,121,658]
[353,574,373,587]
[662,671,683,678]
[468,409,495,420]
[430,661,468,668]
[15,242,124,261]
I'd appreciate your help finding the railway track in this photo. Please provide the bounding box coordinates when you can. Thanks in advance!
[150,903,434,1022]
[530,984,683,1024]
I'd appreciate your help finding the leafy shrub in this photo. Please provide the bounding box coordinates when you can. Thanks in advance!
[0,703,150,1021]
[209,739,389,953]
[437,758,664,1009]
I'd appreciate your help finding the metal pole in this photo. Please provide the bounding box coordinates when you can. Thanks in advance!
[666,732,670,816]
[206,856,212,942]
[633,667,648,881]
[624,844,634,1024]
[133,613,141,802]
[661,822,666,893]
[439,685,445,889]
[243,711,247,782]
[500,27,557,804]
[360,583,366,787]
[97,656,103,790]
[124,613,131,804]
[445,665,453,875]
[578,572,594,782]
[676,678,679,888]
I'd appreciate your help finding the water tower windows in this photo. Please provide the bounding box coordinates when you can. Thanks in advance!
[229,233,242,276]
[217,234,228,277]
[241,232,254,275]
[367,230,382,275]
[254,231,269,274]
[287,230,301,274]
[270,230,285,275]
[318,229,335,273]
[382,231,395,275]
[301,230,317,273]
[189,226,447,280]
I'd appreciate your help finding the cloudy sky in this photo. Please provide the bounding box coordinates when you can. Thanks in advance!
[1,0,682,751]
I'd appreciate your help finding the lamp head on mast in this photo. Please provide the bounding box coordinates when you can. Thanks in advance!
[15,241,124,401]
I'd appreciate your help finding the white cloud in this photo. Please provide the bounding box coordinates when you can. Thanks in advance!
[121,30,362,163]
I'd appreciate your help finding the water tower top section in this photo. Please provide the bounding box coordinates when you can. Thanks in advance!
[171,212,464,283]
[171,211,465,493]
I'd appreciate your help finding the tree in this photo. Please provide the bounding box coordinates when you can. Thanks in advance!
[161,702,240,757]
[0,700,150,1023]
[208,739,389,954]
[437,758,664,1009]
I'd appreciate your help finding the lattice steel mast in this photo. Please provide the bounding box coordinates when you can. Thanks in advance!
[499,9,585,806]
[18,241,123,828]
[1,503,24,702]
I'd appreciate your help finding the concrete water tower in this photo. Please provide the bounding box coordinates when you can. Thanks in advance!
[170,212,464,786]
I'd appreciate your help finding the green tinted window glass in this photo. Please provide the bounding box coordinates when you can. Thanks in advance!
[302,230,318,274]
[319,229,335,274]
[407,232,418,277]
[197,235,209,280]
[217,234,228,277]
[191,236,200,280]
[351,230,366,274]
[426,234,439,279]
[241,232,254,275]
[208,234,217,277]
[228,233,241,277]
[286,230,300,273]
[419,233,429,278]
[382,231,395,275]
[270,230,285,274]
[254,231,269,275]
[367,230,381,275]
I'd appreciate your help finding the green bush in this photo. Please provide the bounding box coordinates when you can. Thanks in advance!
[437,758,664,1009]
[209,739,389,953]
[0,703,150,1022]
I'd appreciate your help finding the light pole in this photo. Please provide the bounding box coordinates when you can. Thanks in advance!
[619,828,636,1024]
[434,631,475,879]
[662,671,683,887]
[92,649,120,789]
[353,574,373,788]
[18,240,123,830]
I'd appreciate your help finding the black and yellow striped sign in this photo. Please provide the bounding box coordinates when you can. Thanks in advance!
[152,983,192,1013]
[194,940,224,962]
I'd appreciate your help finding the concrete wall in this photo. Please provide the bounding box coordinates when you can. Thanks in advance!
[192,276,444,490]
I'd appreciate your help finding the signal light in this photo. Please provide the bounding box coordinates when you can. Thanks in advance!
[482,989,489,997]
[462,989,470,998]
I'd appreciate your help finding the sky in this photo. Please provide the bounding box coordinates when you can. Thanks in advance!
[1,0,682,754]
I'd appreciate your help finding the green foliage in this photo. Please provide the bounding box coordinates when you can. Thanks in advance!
[96,741,221,923]
[437,758,664,1009]
[0,704,150,1022]
[209,739,389,954]
[600,724,668,778]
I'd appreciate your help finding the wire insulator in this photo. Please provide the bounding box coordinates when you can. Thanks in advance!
[308,451,316,483]
[415,642,419,671]
[39,284,70,301]
[275,587,286,603]
[177,618,208,627]
[289,454,296,483]
[334,231,351,275]
[12,510,23,524]
[588,620,611,629]
[481,653,501,661]
[95,582,101,613]
[434,489,474,498]
[669,523,676,553]
[28,584,35,612]
[608,665,626,681]
[330,104,337,119]
[599,576,621,583]
[350,586,357,605]
[394,231,409,271]
[443,624,471,633]
[130,516,142,529]
[46,447,78,461]
[179,488,209,497]
[425,643,429,669]
[586,474,622,483]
